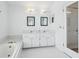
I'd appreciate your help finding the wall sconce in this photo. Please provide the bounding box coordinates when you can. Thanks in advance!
[27,8,35,12]
[40,9,47,14]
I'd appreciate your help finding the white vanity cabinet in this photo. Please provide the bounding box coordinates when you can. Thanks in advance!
[40,30,55,46]
[23,30,55,48]
[23,30,39,48]
[23,31,37,48]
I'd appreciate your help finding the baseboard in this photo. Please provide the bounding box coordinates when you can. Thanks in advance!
[23,45,55,49]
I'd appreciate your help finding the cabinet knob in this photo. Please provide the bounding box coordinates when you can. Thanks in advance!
[43,30,46,32]
[9,45,12,48]
[30,30,32,33]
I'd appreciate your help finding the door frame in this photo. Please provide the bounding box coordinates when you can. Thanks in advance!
[64,1,79,58]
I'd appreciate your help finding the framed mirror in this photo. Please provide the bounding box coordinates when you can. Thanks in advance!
[27,16,35,26]
[40,17,48,26]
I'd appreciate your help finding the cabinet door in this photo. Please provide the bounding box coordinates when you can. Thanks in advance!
[47,31,55,46]
[39,30,55,47]
[39,31,48,46]
[23,34,32,48]
[23,31,40,48]
[31,32,39,47]
[47,35,55,46]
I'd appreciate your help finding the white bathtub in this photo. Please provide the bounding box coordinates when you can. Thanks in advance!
[0,36,22,58]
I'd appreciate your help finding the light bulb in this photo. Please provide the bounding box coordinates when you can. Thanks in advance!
[27,8,34,12]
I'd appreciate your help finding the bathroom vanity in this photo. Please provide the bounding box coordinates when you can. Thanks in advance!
[23,29,55,48]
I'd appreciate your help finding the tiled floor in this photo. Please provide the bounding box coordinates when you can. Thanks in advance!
[21,47,65,58]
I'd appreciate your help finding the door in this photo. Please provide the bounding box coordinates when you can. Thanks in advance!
[66,2,78,52]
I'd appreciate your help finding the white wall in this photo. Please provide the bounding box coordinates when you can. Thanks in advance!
[51,1,68,50]
[8,1,56,35]
[8,4,25,35]
[0,2,8,41]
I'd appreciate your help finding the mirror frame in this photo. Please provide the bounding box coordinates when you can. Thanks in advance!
[40,17,48,26]
[27,16,35,26]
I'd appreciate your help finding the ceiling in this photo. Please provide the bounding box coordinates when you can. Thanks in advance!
[68,1,78,9]
[7,1,55,14]
[7,1,54,9]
